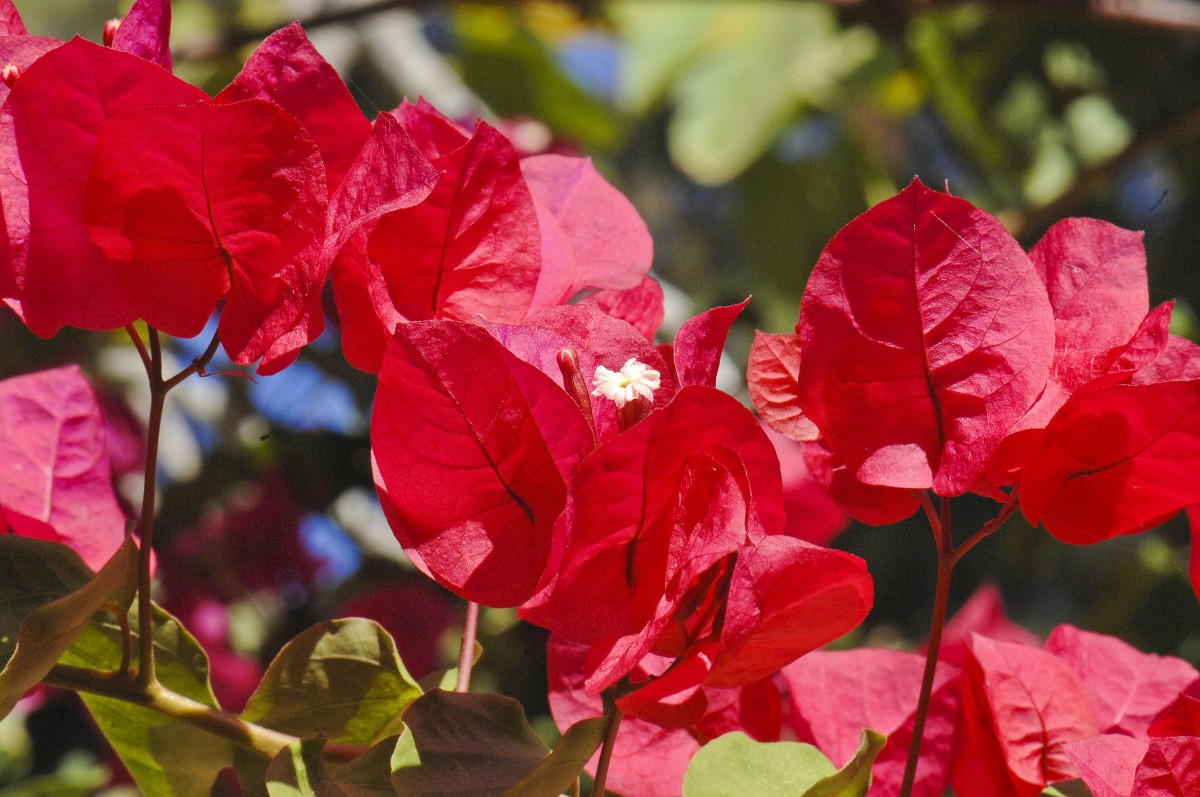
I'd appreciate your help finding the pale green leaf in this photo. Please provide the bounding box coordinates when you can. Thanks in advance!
[682,732,836,797]
[241,619,421,747]
[802,729,886,797]
[59,603,235,797]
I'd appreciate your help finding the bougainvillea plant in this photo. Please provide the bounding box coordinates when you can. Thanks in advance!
[2,2,1200,797]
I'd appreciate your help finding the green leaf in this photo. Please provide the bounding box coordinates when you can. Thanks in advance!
[241,619,421,746]
[496,715,609,797]
[0,536,137,720]
[682,732,837,797]
[266,738,348,797]
[389,690,552,797]
[802,729,886,797]
[614,1,875,184]
[59,602,235,797]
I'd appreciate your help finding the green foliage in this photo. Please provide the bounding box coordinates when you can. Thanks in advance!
[58,603,235,797]
[682,729,884,797]
[0,537,137,720]
[241,619,421,746]
[612,0,875,184]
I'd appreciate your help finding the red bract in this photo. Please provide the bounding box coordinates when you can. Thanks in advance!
[748,331,816,442]
[519,386,783,650]
[1131,737,1200,796]
[581,274,666,340]
[670,299,748,388]
[0,38,206,336]
[521,384,871,702]
[1018,380,1200,543]
[214,22,372,191]
[795,178,1053,497]
[366,100,541,325]
[1065,734,1150,797]
[0,0,24,35]
[782,649,960,797]
[952,634,1099,797]
[110,0,172,71]
[801,438,921,526]
[523,153,653,308]
[0,365,127,571]
[371,320,592,606]
[1044,624,1198,738]
[85,99,328,373]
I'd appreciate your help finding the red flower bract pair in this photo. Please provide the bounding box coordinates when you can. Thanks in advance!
[750,177,1200,547]
[371,301,873,708]
[0,6,436,374]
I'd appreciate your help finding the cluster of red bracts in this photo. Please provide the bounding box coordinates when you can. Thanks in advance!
[0,0,873,775]
[750,179,1200,549]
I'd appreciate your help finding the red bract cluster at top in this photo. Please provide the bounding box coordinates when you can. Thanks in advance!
[0,0,656,375]
[750,178,1200,549]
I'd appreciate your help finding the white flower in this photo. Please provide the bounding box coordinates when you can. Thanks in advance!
[591,359,661,408]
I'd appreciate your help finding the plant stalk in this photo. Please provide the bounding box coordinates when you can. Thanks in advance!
[455,601,481,692]
[591,706,623,797]
[43,664,365,763]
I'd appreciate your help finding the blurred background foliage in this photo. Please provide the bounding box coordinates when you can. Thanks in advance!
[4,0,1200,793]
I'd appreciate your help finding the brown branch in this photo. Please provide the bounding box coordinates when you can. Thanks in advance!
[1007,102,1200,240]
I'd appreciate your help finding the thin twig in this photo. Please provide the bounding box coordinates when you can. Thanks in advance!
[591,707,624,797]
[455,601,481,692]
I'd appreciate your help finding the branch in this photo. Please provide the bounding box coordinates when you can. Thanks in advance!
[43,664,366,764]
[1007,102,1200,240]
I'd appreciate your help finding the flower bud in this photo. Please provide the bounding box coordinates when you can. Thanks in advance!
[1,63,20,89]
[103,18,121,47]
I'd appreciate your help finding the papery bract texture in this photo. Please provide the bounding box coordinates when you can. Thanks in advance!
[707,535,873,687]
[952,635,1099,797]
[523,153,653,308]
[801,439,921,525]
[1019,380,1200,543]
[367,101,540,326]
[673,299,747,388]
[0,366,127,571]
[112,0,172,71]
[1147,679,1200,737]
[85,99,329,373]
[0,0,25,35]
[1065,734,1150,797]
[748,331,817,441]
[372,320,593,606]
[215,22,371,190]
[521,385,783,648]
[0,38,206,336]
[581,275,666,340]
[782,648,959,797]
[1044,624,1198,738]
[796,178,1053,495]
[1131,737,1200,797]
[1024,218,1150,426]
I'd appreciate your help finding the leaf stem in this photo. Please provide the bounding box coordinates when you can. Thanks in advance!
[43,664,367,763]
[135,328,167,690]
[455,601,480,692]
[898,523,954,797]
[591,706,623,797]
[899,495,1019,797]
